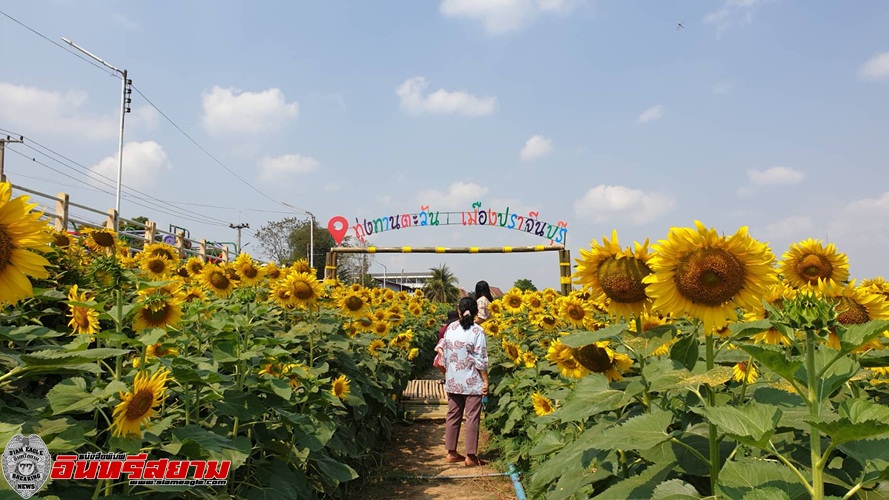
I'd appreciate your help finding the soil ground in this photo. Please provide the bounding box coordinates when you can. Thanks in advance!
[348,420,517,500]
[347,366,517,499]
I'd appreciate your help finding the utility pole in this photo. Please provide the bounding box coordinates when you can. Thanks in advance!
[0,135,24,183]
[230,223,249,255]
[62,37,131,231]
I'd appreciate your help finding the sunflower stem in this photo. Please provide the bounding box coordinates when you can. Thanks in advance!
[705,331,720,495]
[806,329,824,500]
[634,316,651,412]
[738,355,754,403]
[114,289,124,381]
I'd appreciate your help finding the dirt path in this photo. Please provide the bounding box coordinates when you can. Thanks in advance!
[349,420,517,499]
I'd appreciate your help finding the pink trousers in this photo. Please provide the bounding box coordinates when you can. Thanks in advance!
[445,393,483,455]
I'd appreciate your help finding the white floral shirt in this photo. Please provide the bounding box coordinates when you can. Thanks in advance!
[438,322,489,395]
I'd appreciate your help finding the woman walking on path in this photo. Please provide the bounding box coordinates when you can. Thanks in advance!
[437,296,489,467]
[474,280,494,325]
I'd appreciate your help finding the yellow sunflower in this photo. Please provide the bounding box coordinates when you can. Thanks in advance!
[234,253,264,286]
[407,303,423,316]
[413,289,425,298]
[571,341,633,382]
[141,242,179,263]
[272,272,324,309]
[331,374,351,400]
[183,286,206,302]
[743,282,796,346]
[502,341,522,363]
[531,311,560,332]
[184,257,204,277]
[291,259,312,274]
[133,285,185,331]
[339,290,370,318]
[0,182,52,305]
[111,368,170,437]
[141,255,174,280]
[201,263,234,297]
[368,339,386,357]
[818,279,889,326]
[522,351,538,368]
[80,227,119,255]
[523,292,545,312]
[732,362,758,384]
[643,221,777,333]
[502,290,525,314]
[390,330,414,349]
[779,238,849,288]
[573,230,653,320]
[485,320,502,337]
[531,392,555,416]
[408,348,419,360]
[371,320,391,336]
[263,262,283,281]
[546,339,590,379]
[67,285,100,336]
[559,295,595,328]
[489,300,503,317]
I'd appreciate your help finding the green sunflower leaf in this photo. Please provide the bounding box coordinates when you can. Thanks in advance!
[840,399,889,424]
[560,323,626,348]
[670,333,699,371]
[805,417,889,445]
[594,410,674,451]
[839,320,889,353]
[694,403,781,447]
[738,344,802,383]
[651,479,702,499]
[717,459,809,500]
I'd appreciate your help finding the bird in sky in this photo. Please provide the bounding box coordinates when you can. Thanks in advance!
[676,22,685,30]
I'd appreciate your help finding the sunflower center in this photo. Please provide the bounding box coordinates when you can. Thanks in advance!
[344,296,364,311]
[209,272,230,289]
[674,248,745,306]
[147,259,167,274]
[0,225,12,272]
[125,389,154,419]
[835,297,870,325]
[150,249,172,259]
[572,344,611,372]
[74,309,91,328]
[596,256,651,304]
[92,231,116,248]
[293,281,314,300]
[53,233,71,248]
[143,304,171,325]
[243,266,258,279]
[507,297,522,308]
[797,254,832,282]
[566,304,586,321]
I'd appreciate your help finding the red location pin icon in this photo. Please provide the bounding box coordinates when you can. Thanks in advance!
[327,216,349,245]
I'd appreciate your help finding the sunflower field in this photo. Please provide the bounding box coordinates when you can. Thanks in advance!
[483,225,889,499]
[0,182,439,498]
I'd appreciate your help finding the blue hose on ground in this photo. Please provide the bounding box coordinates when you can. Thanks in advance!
[508,464,527,500]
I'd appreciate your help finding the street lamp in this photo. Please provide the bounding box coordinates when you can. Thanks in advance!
[371,258,387,289]
[62,37,130,232]
[281,202,315,270]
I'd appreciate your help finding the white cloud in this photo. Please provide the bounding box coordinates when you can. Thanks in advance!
[89,141,171,188]
[747,166,805,186]
[858,52,889,81]
[201,86,298,135]
[712,81,733,95]
[0,83,117,140]
[704,0,766,36]
[829,192,889,256]
[637,105,664,124]
[128,105,159,131]
[439,0,580,35]
[397,77,496,116]
[258,154,320,183]
[762,215,813,241]
[574,185,675,224]
[520,135,552,161]
[417,181,489,210]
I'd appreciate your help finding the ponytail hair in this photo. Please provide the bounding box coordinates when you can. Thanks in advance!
[458,296,477,330]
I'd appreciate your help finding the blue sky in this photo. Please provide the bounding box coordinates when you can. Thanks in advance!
[2,1,888,291]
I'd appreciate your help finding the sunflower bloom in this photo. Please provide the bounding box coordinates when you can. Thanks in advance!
[573,230,653,320]
[390,330,414,350]
[141,255,174,280]
[502,290,525,314]
[572,341,633,382]
[408,348,419,360]
[546,340,589,379]
[272,272,324,309]
[522,351,538,368]
[0,182,52,305]
[133,283,186,331]
[111,368,170,437]
[368,339,386,357]
[531,311,560,332]
[234,253,264,286]
[732,362,758,384]
[263,262,283,281]
[818,279,889,326]
[523,292,545,312]
[779,239,849,288]
[502,341,522,363]
[643,221,777,333]
[80,227,120,256]
[67,285,100,336]
[201,264,234,297]
[291,259,313,275]
[559,295,594,328]
[331,375,351,400]
[372,320,391,336]
[531,392,555,416]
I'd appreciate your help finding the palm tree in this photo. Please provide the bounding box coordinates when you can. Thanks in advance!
[424,264,461,305]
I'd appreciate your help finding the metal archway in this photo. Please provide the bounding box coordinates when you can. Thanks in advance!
[323,244,572,295]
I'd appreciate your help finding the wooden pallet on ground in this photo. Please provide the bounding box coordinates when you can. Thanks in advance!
[401,379,448,420]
